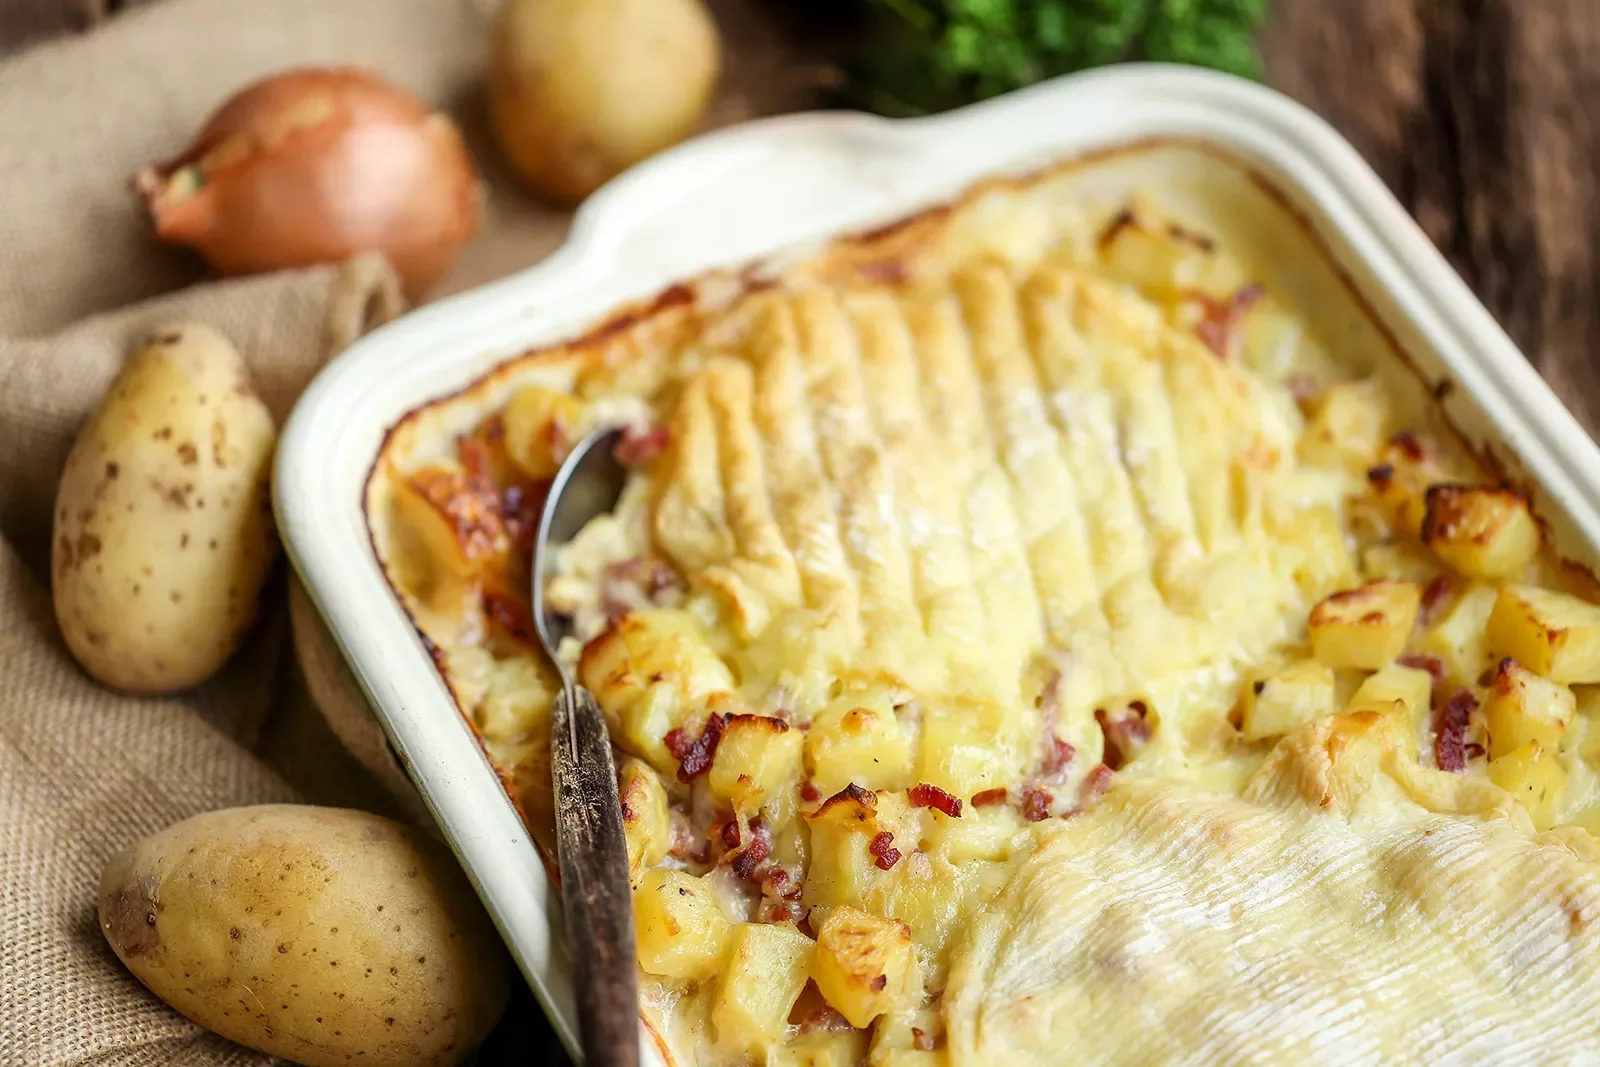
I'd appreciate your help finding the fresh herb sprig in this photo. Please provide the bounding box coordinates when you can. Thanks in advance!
[849,0,1269,116]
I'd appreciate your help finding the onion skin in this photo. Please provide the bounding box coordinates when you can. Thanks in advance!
[135,68,481,299]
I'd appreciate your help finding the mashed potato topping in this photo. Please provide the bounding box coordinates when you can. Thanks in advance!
[370,153,1600,1067]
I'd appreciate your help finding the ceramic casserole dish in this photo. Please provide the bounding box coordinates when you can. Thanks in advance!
[276,64,1600,1065]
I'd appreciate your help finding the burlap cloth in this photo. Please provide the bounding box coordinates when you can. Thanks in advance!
[0,1,816,1063]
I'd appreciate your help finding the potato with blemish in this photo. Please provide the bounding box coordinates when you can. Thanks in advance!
[52,324,277,692]
[98,805,509,1067]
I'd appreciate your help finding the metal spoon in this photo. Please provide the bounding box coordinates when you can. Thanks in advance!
[532,427,639,1067]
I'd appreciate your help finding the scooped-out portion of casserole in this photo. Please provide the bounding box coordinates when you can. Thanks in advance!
[367,145,1600,1066]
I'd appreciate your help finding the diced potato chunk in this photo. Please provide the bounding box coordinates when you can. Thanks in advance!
[1420,485,1540,579]
[712,923,816,1054]
[392,466,508,580]
[918,802,1023,865]
[1298,379,1390,473]
[1280,505,1359,598]
[580,609,736,772]
[618,758,670,886]
[1485,585,1600,684]
[502,385,584,480]
[807,693,913,796]
[632,869,730,980]
[918,700,1021,799]
[1309,579,1422,670]
[1364,435,1448,538]
[811,906,919,1028]
[803,785,887,911]
[1485,658,1575,759]
[1488,742,1567,830]
[1416,583,1498,683]
[1239,660,1337,741]
[1349,663,1433,717]
[870,1007,942,1065]
[1360,542,1440,584]
[1096,209,1215,298]
[709,714,803,812]
[1346,663,1434,740]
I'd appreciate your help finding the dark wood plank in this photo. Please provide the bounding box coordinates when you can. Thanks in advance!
[1264,0,1600,435]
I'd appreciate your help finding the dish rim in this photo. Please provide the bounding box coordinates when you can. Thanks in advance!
[274,63,1600,1062]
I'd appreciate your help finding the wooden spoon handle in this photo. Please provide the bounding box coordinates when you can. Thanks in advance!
[552,683,640,1067]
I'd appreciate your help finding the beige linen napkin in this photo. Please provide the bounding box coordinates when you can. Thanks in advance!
[0,2,488,1064]
[0,0,822,1063]
[0,263,400,1067]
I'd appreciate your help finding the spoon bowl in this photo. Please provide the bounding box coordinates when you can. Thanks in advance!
[533,426,630,671]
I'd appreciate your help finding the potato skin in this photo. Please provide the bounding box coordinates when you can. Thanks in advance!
[487,0,721,204]
[98,805,510,1067]
[52,323,276,692]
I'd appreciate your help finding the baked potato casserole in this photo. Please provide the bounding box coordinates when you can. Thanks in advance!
[368,147,1600,1066]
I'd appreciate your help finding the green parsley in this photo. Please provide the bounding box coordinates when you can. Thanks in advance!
[848,0,1270,116]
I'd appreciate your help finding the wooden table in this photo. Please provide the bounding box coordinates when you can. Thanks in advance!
[4,0,1593,1062]
[1265,0,1600,435]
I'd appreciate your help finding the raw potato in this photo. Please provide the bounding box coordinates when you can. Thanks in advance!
[99,805,510,1067]
[487,0,721,204]
[53,324,276,692]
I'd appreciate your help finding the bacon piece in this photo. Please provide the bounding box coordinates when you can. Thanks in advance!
[1419,575,1453,626]
[1042,737,1076,777]
[1464,742,1486,761]
[1433,688,1478,773]
[1080,764,1115,806]
[971,788,1009,808]
[664,728,693,762]
[456,429,498,490]
[799,781,821,803]
[720,820,741,850]
[499,480,550,552]
[1034,667,1077,780]
[731,821,772,880]
[481,584,537,646]
[796,1003,852,1034]
[1391,432,1426,462]
[1095,701,1152,771]
[615,424,669,466]
[907,783,962,818]
[1021,788,1053,823]
[665,714,725,783]
[868,831,901,871]
[1398,653,1446,685]
[870,974,888,992]
[912,1028,938,1051]
[1186,283,1264,358]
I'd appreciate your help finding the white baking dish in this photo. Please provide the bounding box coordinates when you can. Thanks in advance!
[274,64,1600,1062]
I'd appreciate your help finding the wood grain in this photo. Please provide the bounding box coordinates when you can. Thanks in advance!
[1264,0,1600,436]
[551,684,640,1067]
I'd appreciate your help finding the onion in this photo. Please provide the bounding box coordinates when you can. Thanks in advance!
[135,68,482,299]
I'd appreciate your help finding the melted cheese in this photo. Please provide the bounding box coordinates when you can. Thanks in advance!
[947,714,1600,1066]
